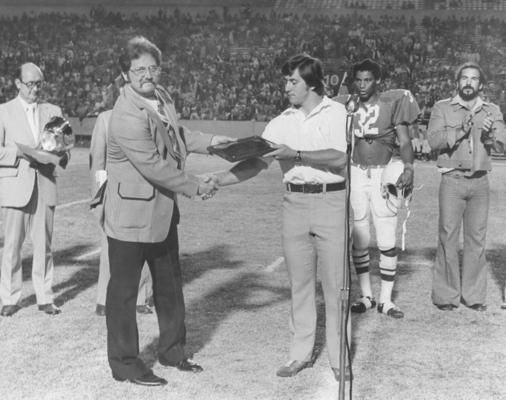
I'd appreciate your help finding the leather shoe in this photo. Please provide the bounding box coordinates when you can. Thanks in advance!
[332,366,352,382]
[435,304,457,311]
[469,304,487,312]
[160,358,203,373]
[276,360,313,377]
[0,305,20,317]
[95,304,106,316]
[377,303,404,319]
[38,303,61,315]
[136,304,153,314]
[113,371,167,386]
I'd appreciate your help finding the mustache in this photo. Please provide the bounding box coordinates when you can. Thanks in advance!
[462,85,475,91]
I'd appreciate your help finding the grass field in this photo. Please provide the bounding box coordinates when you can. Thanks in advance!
[0,146,506,400]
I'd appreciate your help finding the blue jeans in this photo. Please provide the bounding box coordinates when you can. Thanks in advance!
[432,173,489,306]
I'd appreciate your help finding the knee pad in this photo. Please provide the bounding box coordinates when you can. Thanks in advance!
[380,247,398,258]
[352,220,370,250]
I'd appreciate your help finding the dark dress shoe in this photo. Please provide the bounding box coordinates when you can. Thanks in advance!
[1,305,20,317]
[469,304,487,312]
[95,304,106,316]
[136,304,153,314]
[38,304,61,315]
[113,372,167,386]
[160,357,203,373]
[332,366,352,382]
[276,360,313,377]
[435,304,457,311]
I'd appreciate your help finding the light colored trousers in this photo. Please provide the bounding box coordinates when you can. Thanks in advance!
[282,189,347,368]
[432,173,489,306]
[0,188,54,305]
[96,233,152,306]
[350,165,397,252]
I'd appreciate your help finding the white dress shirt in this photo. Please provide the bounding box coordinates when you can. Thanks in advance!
[18,96,39,144]
[262,96,347,184]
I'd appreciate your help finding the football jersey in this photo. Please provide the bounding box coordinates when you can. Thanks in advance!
[336,89,420,164]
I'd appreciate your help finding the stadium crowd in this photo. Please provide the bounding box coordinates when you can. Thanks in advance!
[1,7,506,122]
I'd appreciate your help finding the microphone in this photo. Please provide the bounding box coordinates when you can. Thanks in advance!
[345,94,360,114]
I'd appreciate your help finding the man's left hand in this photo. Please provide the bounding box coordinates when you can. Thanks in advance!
[210,135,237,146]
[264,144,297,160]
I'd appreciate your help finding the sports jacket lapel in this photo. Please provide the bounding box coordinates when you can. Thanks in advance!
[12,99,37,147]
[124,86,181,164]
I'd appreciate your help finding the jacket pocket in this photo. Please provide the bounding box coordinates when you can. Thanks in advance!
[0,167,18,178]
[117,182,155,201]
[116,182,155,229]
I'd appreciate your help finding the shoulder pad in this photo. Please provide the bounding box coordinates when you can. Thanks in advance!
[380,89,416,104]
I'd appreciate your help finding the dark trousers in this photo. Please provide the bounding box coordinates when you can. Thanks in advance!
[106,209,185,379]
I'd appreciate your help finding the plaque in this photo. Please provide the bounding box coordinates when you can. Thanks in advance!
[207,136,277,162]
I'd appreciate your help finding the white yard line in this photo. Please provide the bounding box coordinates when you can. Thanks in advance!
[74,248,101,261]
[263,256,284,272]
[56,198,89,210]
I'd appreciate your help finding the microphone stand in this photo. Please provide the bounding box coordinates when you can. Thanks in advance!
[338,97,357,400]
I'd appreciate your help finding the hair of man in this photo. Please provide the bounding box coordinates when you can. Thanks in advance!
[352,58,382,81]
[455,61,487,86]
[121,36,162,72]
[281,53,325,96]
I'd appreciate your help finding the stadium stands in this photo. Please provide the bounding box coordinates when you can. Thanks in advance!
[0,3,506,121]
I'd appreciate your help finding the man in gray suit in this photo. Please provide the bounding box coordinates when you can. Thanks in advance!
[0,62,67,316]
[102,36,231,386]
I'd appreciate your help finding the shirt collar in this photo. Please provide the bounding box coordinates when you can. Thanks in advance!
[17,95,37,111]
[282,96,332,118]
[450,94,485,111]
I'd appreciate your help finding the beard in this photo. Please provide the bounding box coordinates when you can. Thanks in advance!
[458,85,478,101]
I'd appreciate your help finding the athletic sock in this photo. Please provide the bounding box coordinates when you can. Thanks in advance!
[379,253,397,304]
[352,248,372,298]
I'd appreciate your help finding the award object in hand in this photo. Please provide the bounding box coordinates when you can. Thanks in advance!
[16,116,74,166]
[207,136,276,162]
[40,116,74,153]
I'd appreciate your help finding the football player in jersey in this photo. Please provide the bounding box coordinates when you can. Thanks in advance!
[345,59,419,318]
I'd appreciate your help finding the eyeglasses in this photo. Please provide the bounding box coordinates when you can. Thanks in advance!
[129,65,161,77]
[21,80,44,90]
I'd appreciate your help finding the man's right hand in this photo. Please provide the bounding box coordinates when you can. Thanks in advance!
[197,175,219,200]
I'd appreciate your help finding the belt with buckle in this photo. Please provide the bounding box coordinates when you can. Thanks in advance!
[286,182,346,193]
[352,163,387,170]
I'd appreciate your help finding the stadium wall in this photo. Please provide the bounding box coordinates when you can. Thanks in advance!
[69,117,268,140]
[1,3,506,18]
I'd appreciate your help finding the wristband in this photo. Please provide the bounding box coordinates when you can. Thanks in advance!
[294,151,302,165]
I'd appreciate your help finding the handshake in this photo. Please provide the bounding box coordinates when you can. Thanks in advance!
[197,173,221,201]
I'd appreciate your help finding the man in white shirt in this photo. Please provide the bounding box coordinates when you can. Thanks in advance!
[0,62,67,316]
[210,54,350,381]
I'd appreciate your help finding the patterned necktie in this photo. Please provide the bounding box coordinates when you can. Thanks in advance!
[157,100,184,167]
